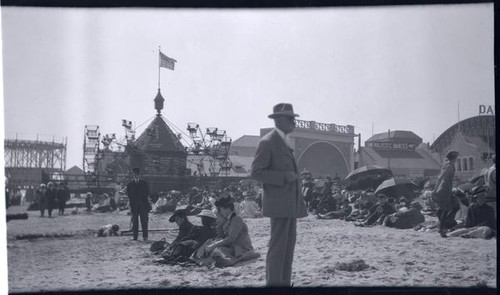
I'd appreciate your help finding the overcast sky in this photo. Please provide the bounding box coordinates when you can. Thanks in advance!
[1,4,494,169]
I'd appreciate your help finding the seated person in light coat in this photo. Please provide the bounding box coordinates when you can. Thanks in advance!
[240,195,262,218]
[203,196,260,267]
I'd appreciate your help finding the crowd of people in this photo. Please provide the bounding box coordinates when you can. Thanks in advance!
[13,149,494,246]
[299,153,497,240]
[4,103,496,289]
[30,182,71,217]
[11,153,496,246]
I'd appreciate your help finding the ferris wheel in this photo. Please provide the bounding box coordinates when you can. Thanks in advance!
[186,123,232,177]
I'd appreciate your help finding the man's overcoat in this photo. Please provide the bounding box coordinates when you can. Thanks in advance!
[251,129,307,218]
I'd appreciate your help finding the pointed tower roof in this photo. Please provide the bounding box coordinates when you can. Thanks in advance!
[134,115,186,154]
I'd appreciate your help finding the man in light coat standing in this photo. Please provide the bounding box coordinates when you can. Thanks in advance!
[251,103,308,287]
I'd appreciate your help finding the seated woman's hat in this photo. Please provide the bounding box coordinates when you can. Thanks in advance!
[169,208,188,222]
[197,209,217,219]
[268,103,299,118]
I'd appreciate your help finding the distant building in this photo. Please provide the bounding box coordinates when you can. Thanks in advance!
[229,135,260,157]
[359,130,441,179]
[430,115,495,182]
[203,119,358,179]
[261,120,357,178]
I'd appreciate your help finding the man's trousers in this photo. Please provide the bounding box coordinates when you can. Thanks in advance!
[131,203,149,240]
[266,217,297,287]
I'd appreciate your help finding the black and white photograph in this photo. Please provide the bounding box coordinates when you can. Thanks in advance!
[1,2,496,293]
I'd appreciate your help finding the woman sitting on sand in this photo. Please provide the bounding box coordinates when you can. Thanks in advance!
[240,195,262,218]
[161,210,218,264]
[195,196,260,267]
[447,186,496,239]
[93,194,113,213]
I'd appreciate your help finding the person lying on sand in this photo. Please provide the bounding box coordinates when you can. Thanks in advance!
[383,201,425,229]
[316,199,352,220]
[95,224,120,237]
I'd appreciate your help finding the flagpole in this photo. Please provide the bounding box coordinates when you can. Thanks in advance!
[158,46,161,90]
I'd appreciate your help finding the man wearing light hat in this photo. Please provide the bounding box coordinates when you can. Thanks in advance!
[251,103,308,287]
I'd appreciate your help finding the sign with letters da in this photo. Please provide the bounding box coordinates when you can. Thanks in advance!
[479,105,494,115]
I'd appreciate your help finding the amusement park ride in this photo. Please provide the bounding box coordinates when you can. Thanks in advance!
[80,50,233,188]
[82,118,233,186]
[186,123,232,177]
[82,121,137,186]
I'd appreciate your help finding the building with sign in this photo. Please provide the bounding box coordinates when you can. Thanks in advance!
[431,115,495,182]
[209,120,357,179]
[261,119,357,178]
[358,130,441,179]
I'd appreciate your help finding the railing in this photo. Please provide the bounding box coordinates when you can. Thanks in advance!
[294,119,355,135]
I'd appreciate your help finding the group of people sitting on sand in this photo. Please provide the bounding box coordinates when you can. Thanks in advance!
[150,185,263,219]
[302,169,496,240]
[151,196,260,267]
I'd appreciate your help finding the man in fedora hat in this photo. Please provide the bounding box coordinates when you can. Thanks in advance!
[126,168,150,241]
[251,103,308,287]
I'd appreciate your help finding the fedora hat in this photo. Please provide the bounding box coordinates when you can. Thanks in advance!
[268,103,299,119]
[196,209,217,219]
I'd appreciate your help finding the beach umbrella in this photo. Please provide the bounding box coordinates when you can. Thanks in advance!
[344,165,393,190]
[374,177,419,199]
[457,182,475,193]
[457,169,488,193]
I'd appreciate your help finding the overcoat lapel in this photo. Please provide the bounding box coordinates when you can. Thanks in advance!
[271,130,295,162]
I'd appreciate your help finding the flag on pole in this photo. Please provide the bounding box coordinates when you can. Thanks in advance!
[159,52,177,70]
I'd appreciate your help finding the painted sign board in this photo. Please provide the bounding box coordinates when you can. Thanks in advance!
[366,142,417,150]
[479,105,494,115]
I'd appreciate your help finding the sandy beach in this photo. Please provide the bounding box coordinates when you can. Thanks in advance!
[6,206,496,292]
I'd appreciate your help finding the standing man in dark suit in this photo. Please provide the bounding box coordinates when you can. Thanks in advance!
[251,103,308,287]
[126,168,150,241]
[46,182,57,218]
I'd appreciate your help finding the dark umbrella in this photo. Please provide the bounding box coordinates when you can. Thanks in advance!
[374,177,419,199]
[468,168,488,185]
[457,168,488,193]
[458,182,475,193]
[344,165,393,190]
